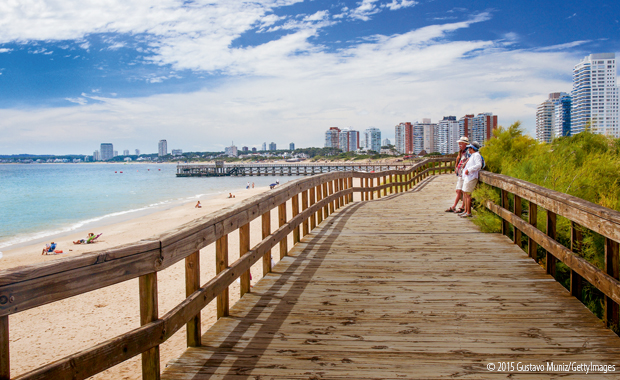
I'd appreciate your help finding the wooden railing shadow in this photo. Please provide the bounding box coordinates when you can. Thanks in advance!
[0,156,454,380]
[183,203,364,379]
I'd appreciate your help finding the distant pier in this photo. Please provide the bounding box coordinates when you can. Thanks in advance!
[176,161,416,177]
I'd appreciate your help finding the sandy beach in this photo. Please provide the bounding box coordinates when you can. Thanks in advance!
[2,184,298,379]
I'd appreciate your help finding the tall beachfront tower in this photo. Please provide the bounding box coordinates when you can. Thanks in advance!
[100,143,113,161]
[435,116,459,154]
[554,93,572,138]
[471,113,498,146]
[338,128,359,152]
[324,127,340,148]
[158,140,167,157]
[536,97,556,143]
[572,53,618,137]
[364,127,382,153]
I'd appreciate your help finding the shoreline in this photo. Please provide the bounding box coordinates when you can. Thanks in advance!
[0,184,269,270]
[3,182,294,379]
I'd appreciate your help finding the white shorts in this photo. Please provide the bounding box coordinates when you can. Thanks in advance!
[462,178,478,193]
[455,177,464,191]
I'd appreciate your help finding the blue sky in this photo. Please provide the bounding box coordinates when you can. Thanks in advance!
[0,0,619,155]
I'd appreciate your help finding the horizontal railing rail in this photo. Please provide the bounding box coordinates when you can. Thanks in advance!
[479,171,620,333]
[0,157,454,380]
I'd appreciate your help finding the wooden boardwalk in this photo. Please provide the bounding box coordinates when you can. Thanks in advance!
[162,175,620,379]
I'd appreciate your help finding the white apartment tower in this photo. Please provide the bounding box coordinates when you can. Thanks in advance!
[536,98,556,143]
[435,116,459,154]
[364,127,382,153]
[572,53,618,137]
[325,128,341,148]
[338,128,359,152]
[158,140,168,157]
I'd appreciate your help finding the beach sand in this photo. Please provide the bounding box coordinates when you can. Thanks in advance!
[2,184,299,379]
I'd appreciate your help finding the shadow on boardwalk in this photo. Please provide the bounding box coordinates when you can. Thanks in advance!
[163,175,620,380]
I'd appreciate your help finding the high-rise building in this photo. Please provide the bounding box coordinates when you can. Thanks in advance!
[135,149,140,156]
[93,150,100,161]
[338,128,359,152]
[395,123,405,154]
[471,113,498,146]
[171,149,183,156]
[394,123,413,154]
[242,146,249,152]
[458,115,474,140]
[158,140,167,157]
[435,116,459,154]
[571,53,618,137]
[252,147,257,152]
[382,138,391,147]
[536,99,555,143]
[269,142,276,151]
[416,118,436,154]
[123,149,129,156]
[289,143,295,151]
[113,150,118,157]
[554,94,572,138]
[364,127,382,153]
[537,92,571,143]
[100,143,113,161]
[261,142,267,151]
[325,127,341,148]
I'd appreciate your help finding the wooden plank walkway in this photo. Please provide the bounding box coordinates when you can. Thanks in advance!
[162,175,620,379]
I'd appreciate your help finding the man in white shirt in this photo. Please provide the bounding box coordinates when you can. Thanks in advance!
[459,142,482,217]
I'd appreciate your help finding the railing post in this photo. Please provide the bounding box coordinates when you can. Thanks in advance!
[301,190,309,236]
[369,177,374,200]
[513,195,522,248]
[292,194,300,244]
[216,235,229,318]
[139,272,160,380]
[500,189,509,237]
[262,211,271,276]
[278,202,288,258]
[323,182,330,217]
[339,178,344,206]
[239,223,251,296]
[316,185,323,224]
[185,251,201,347]
[570,221,583,301]
[328,181,335,213]
[309,187,316,230]
[0,316,8,380]
[546,210,557,278]
[348,177,353,203]
[605,238,619,330]
[528,202,538,261]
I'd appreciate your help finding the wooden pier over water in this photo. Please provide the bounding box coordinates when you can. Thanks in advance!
[176,162,414,177]
[2,157,620,379]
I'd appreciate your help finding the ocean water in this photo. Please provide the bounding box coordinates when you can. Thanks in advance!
[0,163,301,252]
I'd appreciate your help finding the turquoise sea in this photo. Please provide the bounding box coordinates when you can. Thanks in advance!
[0,163,301,254]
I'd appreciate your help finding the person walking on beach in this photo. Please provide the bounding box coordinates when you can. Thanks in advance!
[246,181,250,189]
[459,141,482,218]
[446,136,470,213]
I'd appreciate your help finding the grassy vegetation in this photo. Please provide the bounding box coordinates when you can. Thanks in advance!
[471,122,620,320]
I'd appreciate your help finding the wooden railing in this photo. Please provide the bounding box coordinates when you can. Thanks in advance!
[479,171,620,333]
[0,157,454,380]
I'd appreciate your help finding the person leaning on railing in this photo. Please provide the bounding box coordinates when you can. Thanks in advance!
[446,136,470,213]
[459,141,482,218]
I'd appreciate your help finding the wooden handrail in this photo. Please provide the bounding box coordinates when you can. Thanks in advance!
[479,171,620,333]
[1,157,453,380]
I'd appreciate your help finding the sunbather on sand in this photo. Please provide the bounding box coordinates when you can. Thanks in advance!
[73,233,94,245]
[42,242,57,255]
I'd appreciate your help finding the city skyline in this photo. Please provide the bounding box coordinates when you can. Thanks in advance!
[0,0,619,155]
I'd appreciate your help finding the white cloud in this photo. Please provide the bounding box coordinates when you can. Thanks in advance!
[535,40,590,51]
[0,48,12,53]
[382,0,417,11]
[0,12,579,154]
[349,0,381,21]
